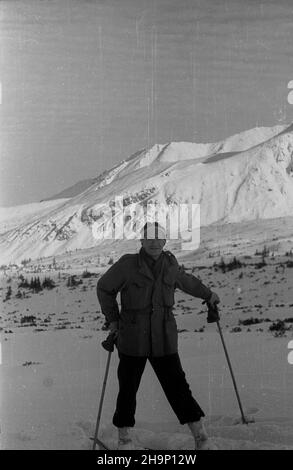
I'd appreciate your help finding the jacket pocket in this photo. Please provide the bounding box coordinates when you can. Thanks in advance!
[117,316,150,355]
[122,279,151,310]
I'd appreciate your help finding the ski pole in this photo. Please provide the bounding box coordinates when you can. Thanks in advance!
[204,301,249,425]
[92,331,117,451]
[216,318,248,425]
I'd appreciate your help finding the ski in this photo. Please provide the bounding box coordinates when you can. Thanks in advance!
[90,436,110,450]
[90,436,151,451]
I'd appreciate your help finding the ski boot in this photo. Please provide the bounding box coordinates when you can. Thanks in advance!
[117,427,136,450]
[188,419,216,450]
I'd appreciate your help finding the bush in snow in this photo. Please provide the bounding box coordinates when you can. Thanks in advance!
[82,270,97,278]
[255,245,270,257]
[18,278,30,289]
[20,258,31,266]
[214,256,243,273]
[67,275,83,287]
[230,326,242,333]
[4,286,12,301]
[254,259,267,269]
[30,277,43,292]
[21,315,37,325]
[239,317,271,326]
[42,277,56,289]
[15,290,23,299]
[269,320,290,337]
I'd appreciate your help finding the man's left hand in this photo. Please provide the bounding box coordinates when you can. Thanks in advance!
[208,291,220,309]
[203,291,220,323]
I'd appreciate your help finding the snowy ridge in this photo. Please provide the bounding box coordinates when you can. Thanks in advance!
[0,123,292,264]
[0,199,69,235]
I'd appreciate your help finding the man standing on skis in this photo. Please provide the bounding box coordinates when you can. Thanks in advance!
[96,221,220,450]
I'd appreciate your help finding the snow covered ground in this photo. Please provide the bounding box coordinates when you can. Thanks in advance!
[1,329,293,450]
[1,237,293,450]
[1,122,293,449]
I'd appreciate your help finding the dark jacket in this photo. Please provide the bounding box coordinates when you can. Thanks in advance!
[96,247,212,357]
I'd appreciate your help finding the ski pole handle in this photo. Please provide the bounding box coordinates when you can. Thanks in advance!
[202,300,220,323]
[102,331,117,352]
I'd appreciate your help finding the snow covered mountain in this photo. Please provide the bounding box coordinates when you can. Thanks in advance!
[1,123,293,264]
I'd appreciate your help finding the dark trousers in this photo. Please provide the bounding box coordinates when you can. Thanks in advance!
[113,352,205,428]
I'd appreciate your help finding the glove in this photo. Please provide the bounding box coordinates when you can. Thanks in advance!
[207,292,220,309]
[206,303,220,323]
[102,321,119,352]
[202,292,220,323]
[102,331,117,352]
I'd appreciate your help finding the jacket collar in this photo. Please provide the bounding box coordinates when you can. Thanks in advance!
[138,247,164,280]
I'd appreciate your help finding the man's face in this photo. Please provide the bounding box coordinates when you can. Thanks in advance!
[141,238,166,259]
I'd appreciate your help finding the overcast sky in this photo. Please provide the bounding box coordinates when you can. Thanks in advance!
[1,0,293,207]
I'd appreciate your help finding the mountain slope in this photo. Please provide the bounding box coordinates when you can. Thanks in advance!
[1,123,292,264]
[42,126,285,202]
